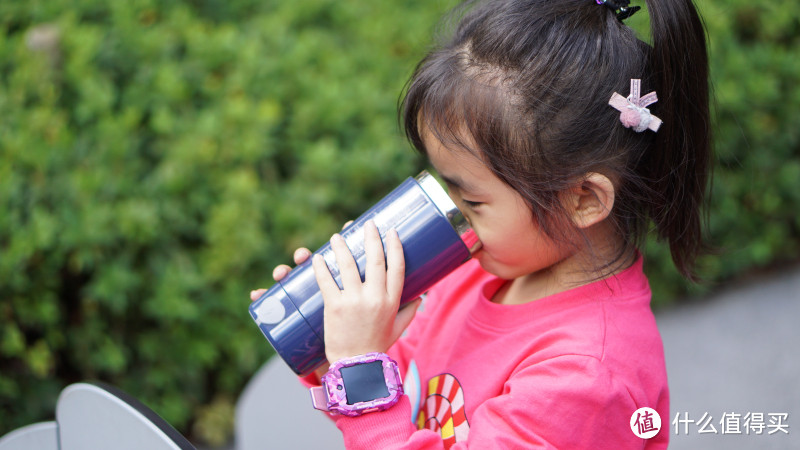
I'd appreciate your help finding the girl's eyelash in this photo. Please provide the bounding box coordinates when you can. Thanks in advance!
[462,199,482,208]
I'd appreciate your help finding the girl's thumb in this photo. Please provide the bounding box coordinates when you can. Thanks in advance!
[391,298,423,343]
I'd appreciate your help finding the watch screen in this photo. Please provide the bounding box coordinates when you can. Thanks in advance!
[340,361,390,405]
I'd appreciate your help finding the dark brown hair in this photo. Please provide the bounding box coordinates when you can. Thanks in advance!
[401,0,710,279]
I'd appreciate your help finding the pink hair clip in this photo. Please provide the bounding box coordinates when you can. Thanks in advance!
[608,79,662,133]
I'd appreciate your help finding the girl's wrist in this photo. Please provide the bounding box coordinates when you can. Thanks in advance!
[326,352,366,367]
[314,362,330,380]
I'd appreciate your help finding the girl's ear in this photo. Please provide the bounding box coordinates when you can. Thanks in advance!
[564,172,616,229]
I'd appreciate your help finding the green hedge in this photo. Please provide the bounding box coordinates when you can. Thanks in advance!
[0,0,437,444]
[1,0,798,445]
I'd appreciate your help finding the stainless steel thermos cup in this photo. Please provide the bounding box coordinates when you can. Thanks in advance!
[249,171,480,375]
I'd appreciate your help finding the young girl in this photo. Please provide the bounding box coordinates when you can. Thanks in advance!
[252,0,710,447]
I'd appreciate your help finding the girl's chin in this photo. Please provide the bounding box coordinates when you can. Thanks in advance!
[475,253,510,280]
[476,253,534,280]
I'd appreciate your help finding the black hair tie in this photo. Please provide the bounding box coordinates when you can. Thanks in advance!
[595,0,641,22]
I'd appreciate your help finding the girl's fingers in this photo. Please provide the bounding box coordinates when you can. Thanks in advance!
[312,254,341,300]
[250,289,267,301]
[293,248,312,265]
[272,265,291,281]
[364,220,387,291]
[273,248,311,282]
[385,229,405,301]
[329,233,362,292]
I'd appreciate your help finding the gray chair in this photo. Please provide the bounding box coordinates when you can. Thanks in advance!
[2,358,345,450]
[0,422,58,450]
[0,382,195,450]
[234,357,345,450]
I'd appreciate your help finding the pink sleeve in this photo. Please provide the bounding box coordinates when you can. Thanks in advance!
[298,372,321,389]
[335,355,664,449]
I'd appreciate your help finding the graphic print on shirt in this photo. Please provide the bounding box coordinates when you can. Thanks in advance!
[416,373,470,448]
[405,360,422,424]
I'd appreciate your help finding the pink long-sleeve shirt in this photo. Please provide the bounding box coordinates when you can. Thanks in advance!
[305,256,669,449]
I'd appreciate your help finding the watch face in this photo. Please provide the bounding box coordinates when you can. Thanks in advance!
[340,360,390,405]
[318,353,404,416]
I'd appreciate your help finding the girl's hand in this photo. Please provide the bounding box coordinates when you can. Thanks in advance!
[312,220,417,364]
[249,219,419,376]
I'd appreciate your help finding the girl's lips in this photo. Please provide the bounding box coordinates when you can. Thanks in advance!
[471,245,484,260]
[462,228,482,255]
[470,240,483,254]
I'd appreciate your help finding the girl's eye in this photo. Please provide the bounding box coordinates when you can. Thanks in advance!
[462,199,482,209]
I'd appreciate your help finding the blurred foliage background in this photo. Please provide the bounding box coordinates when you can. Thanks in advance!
[0,0,798,446]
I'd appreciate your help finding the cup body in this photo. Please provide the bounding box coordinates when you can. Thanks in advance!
[249,171,478,375]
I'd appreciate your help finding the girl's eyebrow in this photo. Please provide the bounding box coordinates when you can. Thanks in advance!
[440,173,479,195]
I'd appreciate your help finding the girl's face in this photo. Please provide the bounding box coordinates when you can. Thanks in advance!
[423,129,572,281]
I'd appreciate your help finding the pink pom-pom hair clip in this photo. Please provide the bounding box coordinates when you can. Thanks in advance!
[608,79,662,133]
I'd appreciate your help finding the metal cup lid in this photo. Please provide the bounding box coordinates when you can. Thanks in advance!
[415,171,482,255]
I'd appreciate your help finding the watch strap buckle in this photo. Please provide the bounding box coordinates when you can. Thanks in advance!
[309,386,329,411]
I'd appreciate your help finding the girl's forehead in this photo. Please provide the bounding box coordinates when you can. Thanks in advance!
[420,118,485,161]
[422,124,482,163]
[424,130,491,188]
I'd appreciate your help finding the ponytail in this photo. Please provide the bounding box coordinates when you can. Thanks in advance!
[643,0,711,279]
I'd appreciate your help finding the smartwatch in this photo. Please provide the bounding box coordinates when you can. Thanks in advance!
[309,353,403,417]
